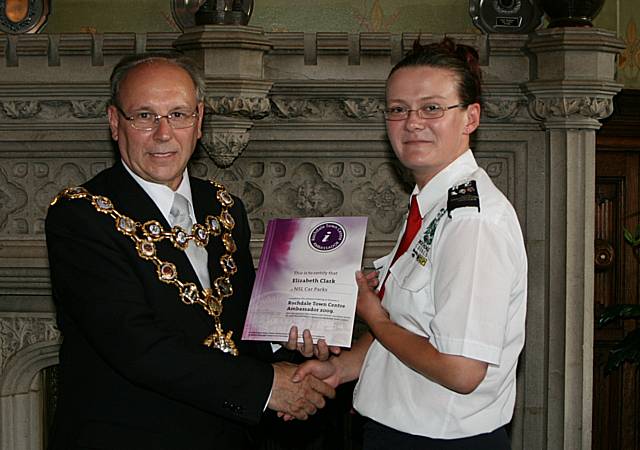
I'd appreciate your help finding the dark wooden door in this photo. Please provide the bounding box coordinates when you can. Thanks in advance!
[593,89,640,450]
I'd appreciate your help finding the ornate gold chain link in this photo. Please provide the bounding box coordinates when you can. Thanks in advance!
[51,181,241,355]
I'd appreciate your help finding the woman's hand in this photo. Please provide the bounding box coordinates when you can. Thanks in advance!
[282,326,341,360]
[280,269,381,359]
[355,270,388,327]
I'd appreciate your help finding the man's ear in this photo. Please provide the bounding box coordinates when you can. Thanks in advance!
[464,103,481,135]
[107,105,119,141]
[196,101,205,139]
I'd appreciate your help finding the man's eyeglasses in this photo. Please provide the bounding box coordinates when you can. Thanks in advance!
[383,103,467,121]
[116,106,199,131]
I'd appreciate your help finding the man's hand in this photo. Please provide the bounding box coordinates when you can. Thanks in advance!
[268,362,335,420]
[275,358,342,422]
[283,326,341,360]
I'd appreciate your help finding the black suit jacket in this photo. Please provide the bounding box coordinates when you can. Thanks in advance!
[45,161,274,450]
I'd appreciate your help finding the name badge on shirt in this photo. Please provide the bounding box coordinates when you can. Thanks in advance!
[411,208,447,266]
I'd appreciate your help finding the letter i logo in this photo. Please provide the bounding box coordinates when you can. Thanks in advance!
[308,222,346,252]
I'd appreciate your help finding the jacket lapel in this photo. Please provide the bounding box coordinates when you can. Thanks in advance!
[190,177,225,290]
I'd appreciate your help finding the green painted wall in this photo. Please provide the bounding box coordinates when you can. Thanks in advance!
[42,0,640,88]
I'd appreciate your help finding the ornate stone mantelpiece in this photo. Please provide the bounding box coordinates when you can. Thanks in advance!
[0,27,624,450]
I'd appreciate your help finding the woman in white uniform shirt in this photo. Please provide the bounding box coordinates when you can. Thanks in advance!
[293,38,527,449]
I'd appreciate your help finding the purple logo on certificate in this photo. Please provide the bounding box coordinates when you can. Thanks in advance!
[308,222,346,252]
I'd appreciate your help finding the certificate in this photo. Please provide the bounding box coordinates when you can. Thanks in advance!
[242,216,367,347]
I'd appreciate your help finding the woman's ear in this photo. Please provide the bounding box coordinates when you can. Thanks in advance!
[464,103,481,135]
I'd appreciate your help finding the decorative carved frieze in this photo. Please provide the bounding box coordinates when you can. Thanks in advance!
[528,96,614,121]
[1,101,41,119]
[0,316,60,375]
[482,99,522,120]
[269,97,384,121]
[70,100,109,119]
[341,98,383,119]
[206,96,270,119]
[0,96,386,124]
[0,99,109,121]
[270,98,320,119]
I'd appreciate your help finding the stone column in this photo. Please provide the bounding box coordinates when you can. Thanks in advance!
[174,25,273,167]
[525,28,624,450]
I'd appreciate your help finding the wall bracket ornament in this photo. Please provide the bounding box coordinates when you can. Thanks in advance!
[200,118,252,168]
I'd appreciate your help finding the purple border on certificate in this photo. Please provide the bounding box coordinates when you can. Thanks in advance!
[242,216,367,347]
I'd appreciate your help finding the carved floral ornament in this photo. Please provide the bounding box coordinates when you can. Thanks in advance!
[0,97,389,122]
[0,316,60,375]
[207,96,385,121]
[206,96,271,120]
[1,100,40,119]
[272,163,344,217]
[200,128,250,168]
[0,100,108,119]
[481,99,522,120]
[199,95,386,167]
[528,96,614,121]
[0,95,609,124]
[271,97,385,121]
[342,98,383,119]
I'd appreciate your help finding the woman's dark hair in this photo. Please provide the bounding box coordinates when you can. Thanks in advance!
[388,37,482,106]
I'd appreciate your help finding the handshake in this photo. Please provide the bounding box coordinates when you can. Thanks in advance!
[267,326,342,421]
[267,271,379,420]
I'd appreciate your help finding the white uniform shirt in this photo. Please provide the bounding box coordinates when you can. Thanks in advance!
[353,150,527,439]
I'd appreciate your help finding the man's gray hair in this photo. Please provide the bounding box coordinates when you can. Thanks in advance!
[110,52,206,107]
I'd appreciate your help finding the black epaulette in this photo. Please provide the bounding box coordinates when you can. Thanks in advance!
[447,180,480,218]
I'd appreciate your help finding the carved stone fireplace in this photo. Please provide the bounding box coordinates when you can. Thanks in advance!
[0,26,624,449]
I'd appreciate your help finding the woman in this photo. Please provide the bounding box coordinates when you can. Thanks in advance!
[293,38,527,449]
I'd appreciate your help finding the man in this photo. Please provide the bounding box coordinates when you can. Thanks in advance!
[45,53,334,450]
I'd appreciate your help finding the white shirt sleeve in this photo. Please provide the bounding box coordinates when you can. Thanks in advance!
[429,214,518,365]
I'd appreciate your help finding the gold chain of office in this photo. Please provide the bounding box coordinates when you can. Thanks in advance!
[50,181,241,356]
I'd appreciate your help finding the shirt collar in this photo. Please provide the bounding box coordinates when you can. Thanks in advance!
[121,160,194,223]
[413,149,478,218]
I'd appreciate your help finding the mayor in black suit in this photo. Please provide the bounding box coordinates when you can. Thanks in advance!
[45,53,334,450]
